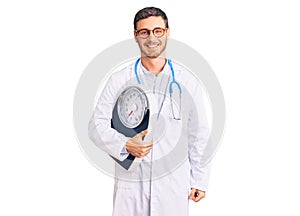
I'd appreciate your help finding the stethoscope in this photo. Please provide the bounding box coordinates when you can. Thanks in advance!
[134,58,182,120]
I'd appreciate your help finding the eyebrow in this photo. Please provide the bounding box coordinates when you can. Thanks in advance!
[136,27,166,30]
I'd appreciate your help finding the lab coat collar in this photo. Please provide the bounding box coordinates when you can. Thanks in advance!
[140,59,169,78]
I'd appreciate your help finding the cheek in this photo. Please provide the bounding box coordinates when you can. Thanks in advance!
[136,40,145,47]
[160,38,167,46]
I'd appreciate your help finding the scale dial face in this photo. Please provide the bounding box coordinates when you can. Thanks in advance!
[117,86,149,128]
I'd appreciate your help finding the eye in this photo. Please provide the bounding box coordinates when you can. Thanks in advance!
[138,30,149,36]
[154,29,163,34]
[154,28,165,36]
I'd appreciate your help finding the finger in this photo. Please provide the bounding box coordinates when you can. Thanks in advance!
[141,142,153,148]
[194,192,205,202]
[140,146,152,154]
[134,130,148,140]
[189,196,196,202]
[143,147,153,152]
[189,189,196,200]
[139,150,151,157]
[138,141,152,147]
[140,129,148,136]
[138,146,153,157]
[195,195,204,202]
[194,194,201,202]
[138,148,152,155]
[189,189,204,202]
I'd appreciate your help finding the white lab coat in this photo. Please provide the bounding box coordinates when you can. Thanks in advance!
[89,59,211,216]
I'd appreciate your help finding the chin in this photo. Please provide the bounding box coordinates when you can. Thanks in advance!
[144,51,162,59]
[147,55,160,59]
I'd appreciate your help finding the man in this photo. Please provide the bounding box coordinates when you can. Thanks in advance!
[89,7,211,216]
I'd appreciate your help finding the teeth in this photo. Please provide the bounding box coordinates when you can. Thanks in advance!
[147,44,158,48]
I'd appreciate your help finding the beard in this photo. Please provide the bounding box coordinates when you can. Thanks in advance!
[138,37,168,59]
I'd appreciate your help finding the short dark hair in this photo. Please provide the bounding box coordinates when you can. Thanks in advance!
[134,7,169,30]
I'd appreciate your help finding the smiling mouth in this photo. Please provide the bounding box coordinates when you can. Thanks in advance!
[146,44,159,49]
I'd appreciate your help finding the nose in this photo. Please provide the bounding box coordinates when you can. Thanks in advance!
[147,34,156,41]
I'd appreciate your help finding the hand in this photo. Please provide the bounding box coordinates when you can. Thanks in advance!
[125,130,153,158]
[189,188,206,202]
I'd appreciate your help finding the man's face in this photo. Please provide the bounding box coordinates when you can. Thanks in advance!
[135,16,169,59]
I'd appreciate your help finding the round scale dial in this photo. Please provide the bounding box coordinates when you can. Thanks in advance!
[117,86,149,128]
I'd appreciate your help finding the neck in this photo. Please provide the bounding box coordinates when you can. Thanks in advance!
[140,56,166,75]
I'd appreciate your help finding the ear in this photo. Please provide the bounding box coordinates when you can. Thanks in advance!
[134,31,138,42]
[166,28,170,38]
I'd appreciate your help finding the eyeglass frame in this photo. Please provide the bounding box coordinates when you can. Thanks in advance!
[135,27,168,39]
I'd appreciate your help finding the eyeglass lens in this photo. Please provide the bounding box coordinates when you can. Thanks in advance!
[136,28,166,38]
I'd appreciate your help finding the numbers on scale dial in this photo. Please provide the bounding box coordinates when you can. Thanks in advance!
[118,87,148,128]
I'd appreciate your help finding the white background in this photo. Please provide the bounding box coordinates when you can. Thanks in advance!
[1,0,299,215]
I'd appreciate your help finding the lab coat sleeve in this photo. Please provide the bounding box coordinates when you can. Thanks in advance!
[188,84,212,192]
[88,75,130,161]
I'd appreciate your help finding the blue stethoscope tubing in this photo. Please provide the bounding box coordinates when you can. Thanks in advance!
[134,58,182,94]
[134,58,182,213]
[134,57,182,120]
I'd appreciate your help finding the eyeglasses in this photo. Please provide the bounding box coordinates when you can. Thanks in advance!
[135,27,167,39]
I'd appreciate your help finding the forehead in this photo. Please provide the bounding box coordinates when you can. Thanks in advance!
[136,16,166,29]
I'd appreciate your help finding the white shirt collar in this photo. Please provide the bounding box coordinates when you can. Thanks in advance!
[139,59,169,78]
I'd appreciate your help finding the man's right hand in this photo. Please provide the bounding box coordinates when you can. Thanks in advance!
[125,130,153,158]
